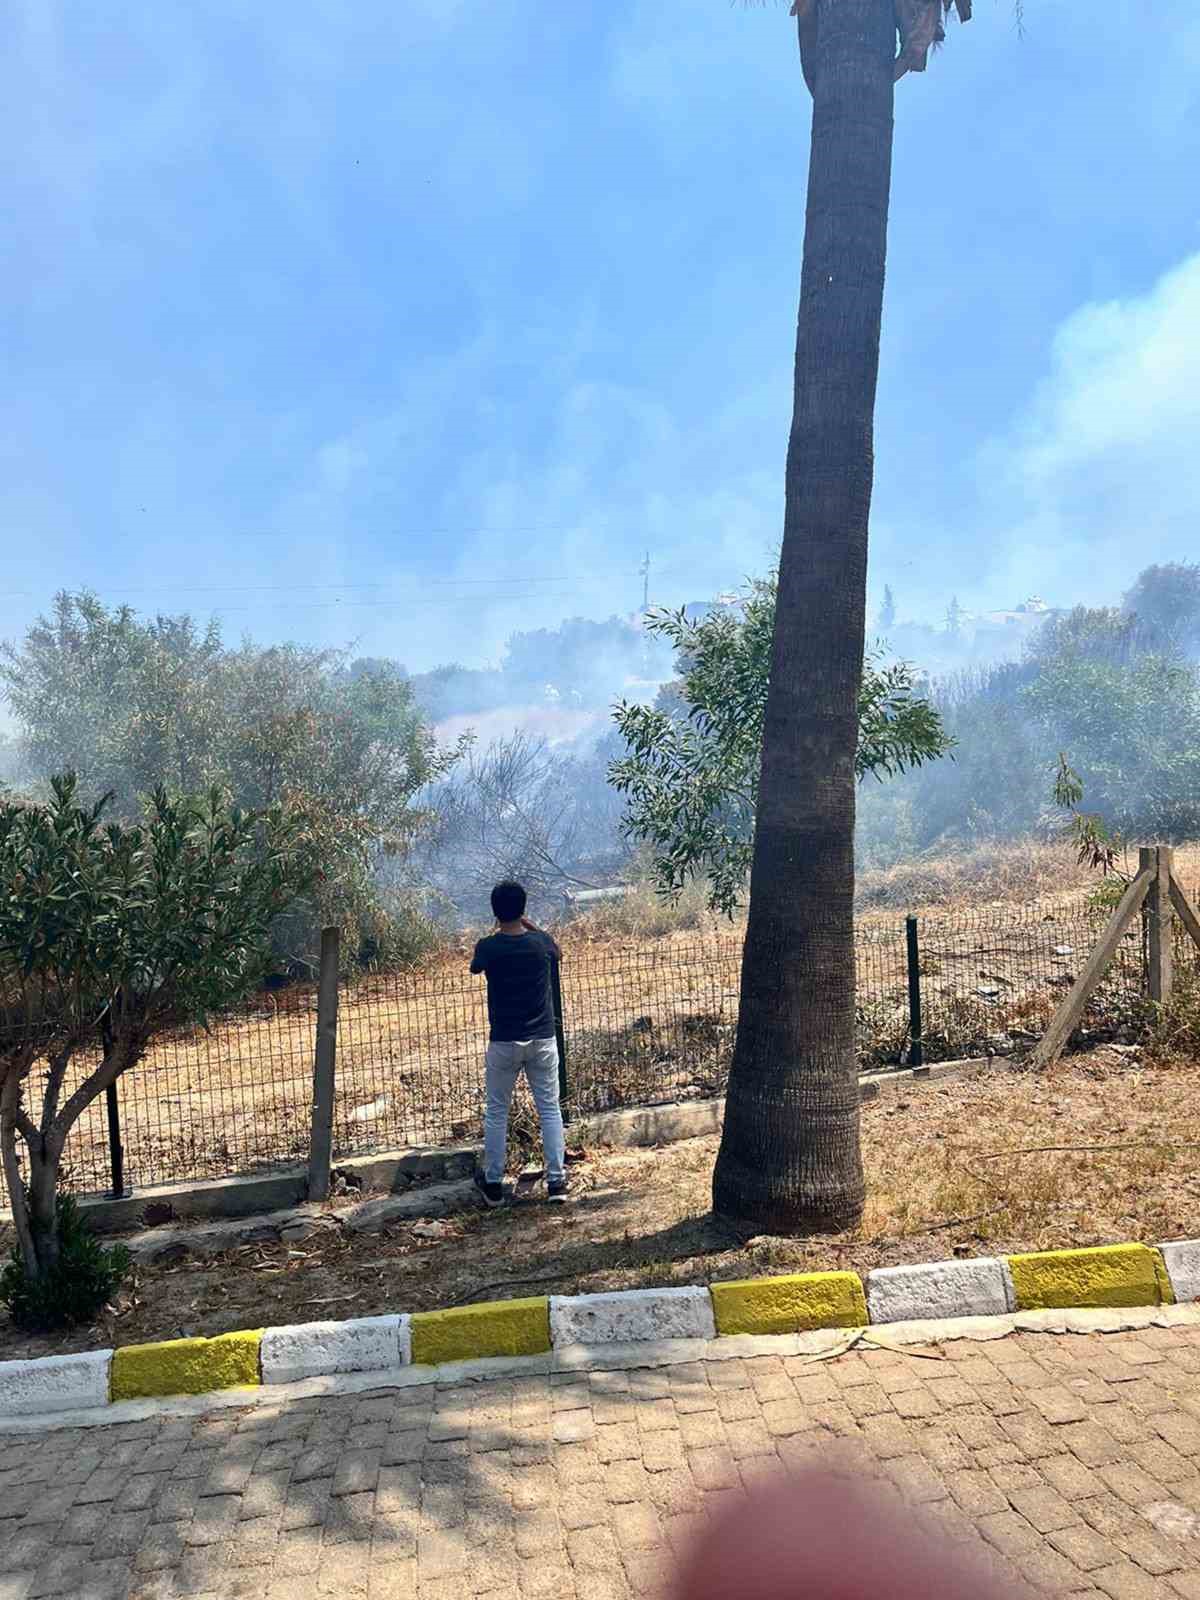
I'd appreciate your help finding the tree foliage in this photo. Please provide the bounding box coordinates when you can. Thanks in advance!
[0,775,316,1317]
[1121,561,1200,658]
[0,592,463,969]
[609,577,953,914]
[406,731,626,921]
[857,587,1200,859]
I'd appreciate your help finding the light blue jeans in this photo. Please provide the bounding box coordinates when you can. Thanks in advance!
[483,1037,566,1184]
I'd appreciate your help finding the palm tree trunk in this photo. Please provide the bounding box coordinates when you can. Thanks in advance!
[712,0,896,1231]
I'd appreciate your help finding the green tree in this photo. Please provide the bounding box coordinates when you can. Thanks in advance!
[712,0,972,1232]
[1024,604,1136,669]
[0,593,462,970]
[0,776,316,1322]
[0,592,228,811]
[1023,648,1200,842]
[1121,562,1200,658]
[610,578,951,916]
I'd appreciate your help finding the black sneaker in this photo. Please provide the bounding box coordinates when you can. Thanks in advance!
[546,1176,569,1204]
[473,1169,506,1208]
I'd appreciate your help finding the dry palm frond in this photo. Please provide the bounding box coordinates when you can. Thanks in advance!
[790,0,818,96]
[789,0,972,96]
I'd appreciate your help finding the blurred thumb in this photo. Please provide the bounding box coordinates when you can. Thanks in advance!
[671,1467,1031,1600]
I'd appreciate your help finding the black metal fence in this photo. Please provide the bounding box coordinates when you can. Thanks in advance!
[3,887,1197,1207]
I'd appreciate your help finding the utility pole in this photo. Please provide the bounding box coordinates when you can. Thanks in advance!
[637,551,651,677]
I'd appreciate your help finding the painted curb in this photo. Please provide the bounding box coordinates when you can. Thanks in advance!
[110,1329,263,1401]
[1159,1239,1200,1305]
[0,1349,113,1417]
[710,1271,868,1336]
[260,1314,411,1385]
[1007,1243,1174,1312]
[867,1257,1016,1324]
[410,1296,552,1366]
[3,1237,1198,1418]
[549,1286,716,1347]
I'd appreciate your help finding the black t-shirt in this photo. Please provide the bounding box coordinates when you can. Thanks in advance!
[470,929,560,1042]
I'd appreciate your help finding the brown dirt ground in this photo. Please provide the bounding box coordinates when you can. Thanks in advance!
[29,842,1200,1202]
[5,1047,1198,1361]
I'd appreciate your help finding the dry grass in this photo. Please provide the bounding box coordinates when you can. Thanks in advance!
[7,1048,1197,1361]
[11,835,1197,1205]
[855,837,1200,915]
[566,875,717,942]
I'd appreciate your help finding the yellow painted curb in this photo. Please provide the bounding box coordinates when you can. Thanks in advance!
[1007,1244,1173,1312]
[410,1296,551,1366]
[1152,1249,1177,1307]
[710,1271,867,1337]
[110,1329,263,1401]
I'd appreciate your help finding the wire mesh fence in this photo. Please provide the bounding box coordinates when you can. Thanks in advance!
[3,883,1198,1207]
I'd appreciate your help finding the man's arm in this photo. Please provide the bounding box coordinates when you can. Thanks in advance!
[521,917,561,961]
[469,939,486,975]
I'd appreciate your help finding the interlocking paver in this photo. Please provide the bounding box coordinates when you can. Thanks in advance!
[2,1323,1199,1596]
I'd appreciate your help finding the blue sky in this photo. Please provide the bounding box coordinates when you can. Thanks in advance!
[4,0,1199,679]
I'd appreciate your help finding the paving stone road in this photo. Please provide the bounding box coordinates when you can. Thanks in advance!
[2,1324,1200,1600]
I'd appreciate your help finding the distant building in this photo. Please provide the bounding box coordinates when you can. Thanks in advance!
[680,593,740,623]
[966,596,1059,635]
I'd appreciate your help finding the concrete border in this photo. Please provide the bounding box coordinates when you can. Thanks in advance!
[410,1295,552,1366]
[1159,1239,1200,1305]
[549,1286,716,1347]
[1007,1243,1174,1312]
[8,1302,1198,1435]
[110,1329,263,1401]
[866,1257,1016,1324]
[710,1270,868,1336]
[260,1313,411,1385]
[0,1348,113,1418]
[2,1234,1194,1420]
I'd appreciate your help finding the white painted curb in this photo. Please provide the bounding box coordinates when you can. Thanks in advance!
[0,1349,113,1417]
[1159,1239,1200,1306]
[866,1257,1016,1324]
[549,1286,716,1347]
[260,1313,411,1385]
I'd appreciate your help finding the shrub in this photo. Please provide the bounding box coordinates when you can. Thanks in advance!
[570,874,715,942]
[1,1193,131,1331]
[1145,964,1200,1061]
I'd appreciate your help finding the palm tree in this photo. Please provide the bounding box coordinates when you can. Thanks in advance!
[712,0,971,1231]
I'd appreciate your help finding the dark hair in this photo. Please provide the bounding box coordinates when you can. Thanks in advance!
[490,881,527,922]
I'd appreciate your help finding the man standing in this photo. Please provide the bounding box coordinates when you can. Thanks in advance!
[469,880,568,1207]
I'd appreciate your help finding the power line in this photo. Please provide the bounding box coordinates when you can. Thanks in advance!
[0,562,702,604]
[163,590,597,615]
[0,574,640,600]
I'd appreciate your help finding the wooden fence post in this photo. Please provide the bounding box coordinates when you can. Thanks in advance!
[307,927,340,1202]
[1147,845,1174,1005]
[1032,863,1153,1070]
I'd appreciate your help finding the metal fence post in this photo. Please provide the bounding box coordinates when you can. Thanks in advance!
[307,927,340,1202]
[905,914,923,1067]
[105,1082,129,1198]
[550,954,570,1126]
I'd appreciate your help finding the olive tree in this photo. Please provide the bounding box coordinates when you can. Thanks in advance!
[0,775,316,1305]
[610,576,952,915]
